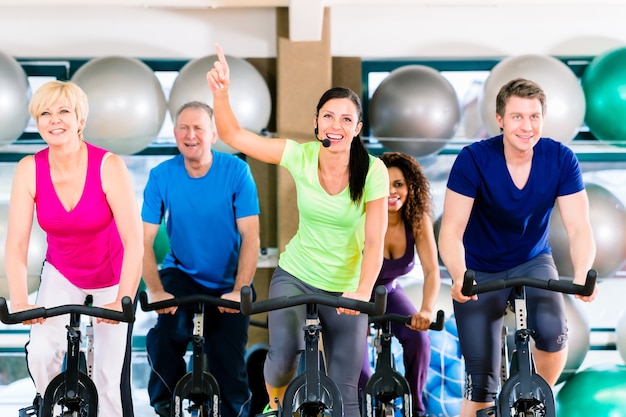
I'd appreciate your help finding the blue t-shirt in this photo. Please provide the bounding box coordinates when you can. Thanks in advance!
[142,151,260,291]
[446,135,584,272]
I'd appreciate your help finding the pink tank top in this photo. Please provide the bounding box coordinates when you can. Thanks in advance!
[34,143,123,289]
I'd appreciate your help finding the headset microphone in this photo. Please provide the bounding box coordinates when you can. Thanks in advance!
[314,127,331,148]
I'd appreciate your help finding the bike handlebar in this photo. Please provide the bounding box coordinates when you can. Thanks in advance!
[368,310,445,331]
[461,269,598,297]
[138,291,240,312]
[0,296,135,325]
[239,285,387,316]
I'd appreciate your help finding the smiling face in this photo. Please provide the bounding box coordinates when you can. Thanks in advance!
[314,97,363,150]
[174,106,217,162]
[387,166,407,214]
[36,99,84,146]
[496,95,543,154]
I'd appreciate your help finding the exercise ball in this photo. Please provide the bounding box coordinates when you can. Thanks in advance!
[402,278,454,320]
[617,308,626,364]
[0,50,30,146]
[369,65,461,158]
[556,363,626,416]
[479,54,585,144]
[71,56,167,155]
[424,316,464,417]
[502,294,590,384]
[168,54,272,154]
[153,220,170,266]
[582,47,626,146]
[0,202,47,298]
[549,183,626,278]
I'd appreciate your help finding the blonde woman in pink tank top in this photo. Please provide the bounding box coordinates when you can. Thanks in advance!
[5,80,143,417]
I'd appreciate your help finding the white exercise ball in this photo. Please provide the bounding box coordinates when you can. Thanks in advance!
[71,56,167,155]
[0,202,47,298]
[168,54,272,154]
[402,277,454,320]
[479,54,585,144]
[0,50,31,146]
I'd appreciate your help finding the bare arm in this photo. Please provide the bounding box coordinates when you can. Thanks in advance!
[5,156,42,323]
[438,188,476,303]
[207,44,286,164]
[410,212,441,330]
[101,154,143,314]
[141,221,177,314]
[556,190,597,301]
[340,196,388,314]
[220,215,260,313]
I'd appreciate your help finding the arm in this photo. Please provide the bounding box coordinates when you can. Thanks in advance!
[220,215,260,313]
[207,44,286,164]
[5,156,43,323]
[141,221,176,314]
[438,188,476,303]
[341,196,388,314]
[101,154,143,316]
[556,190,597,301]
[410,212,441,330]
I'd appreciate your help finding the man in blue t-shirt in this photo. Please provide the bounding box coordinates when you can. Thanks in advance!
[438,78,597,417]
[141,101,260,417]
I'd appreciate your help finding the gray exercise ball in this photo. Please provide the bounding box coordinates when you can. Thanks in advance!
[0,51,30,146]
[71,56,167,155]
[168,54,272,154]
[479,54,585,144]
[369,65,461,158]
[549,183,626,278]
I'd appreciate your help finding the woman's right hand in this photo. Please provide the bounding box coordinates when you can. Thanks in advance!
[206,43,231,93]
[12,303,44,325]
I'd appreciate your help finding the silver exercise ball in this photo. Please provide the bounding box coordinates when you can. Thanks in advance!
[168,54,272,154]
[71,56,167,155]
[0,202,46,298]
[479,54,585,144]
[369,65,461,158]
[0,50,31,147]
[549,183,626,278]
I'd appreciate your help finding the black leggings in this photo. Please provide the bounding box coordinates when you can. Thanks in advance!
[453,254,567,402]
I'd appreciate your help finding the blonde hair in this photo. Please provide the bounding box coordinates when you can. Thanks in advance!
[29,80,89,140]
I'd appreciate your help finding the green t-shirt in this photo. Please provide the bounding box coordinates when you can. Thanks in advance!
[278,140,389,292]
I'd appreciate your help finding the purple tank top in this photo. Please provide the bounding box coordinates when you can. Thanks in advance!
[377,221,415,285]
[34,143,123,289]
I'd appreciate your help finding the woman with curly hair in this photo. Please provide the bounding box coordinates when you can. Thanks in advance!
[359,152,441,417]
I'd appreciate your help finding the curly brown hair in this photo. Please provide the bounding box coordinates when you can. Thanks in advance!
[380,152,432,236]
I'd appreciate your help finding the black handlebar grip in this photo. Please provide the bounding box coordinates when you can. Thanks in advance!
[120,296,135,323]
[240,286,253,316]
[461,270,475,296]
[582,269,597,296]
[430,310,445,331]
[373,285,387,316]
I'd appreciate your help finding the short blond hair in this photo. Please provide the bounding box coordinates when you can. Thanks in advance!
[29,80,89,139]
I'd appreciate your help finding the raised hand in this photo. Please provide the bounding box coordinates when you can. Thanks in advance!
[206,43,230,92]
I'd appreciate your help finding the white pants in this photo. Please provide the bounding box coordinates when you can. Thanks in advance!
[27,262,129,417]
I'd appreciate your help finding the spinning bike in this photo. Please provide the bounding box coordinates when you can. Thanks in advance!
[240,285,387,417]
[139,291,241,417]
[0,295,135,417]
[461,269,597,417]
[361,310,445,417]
